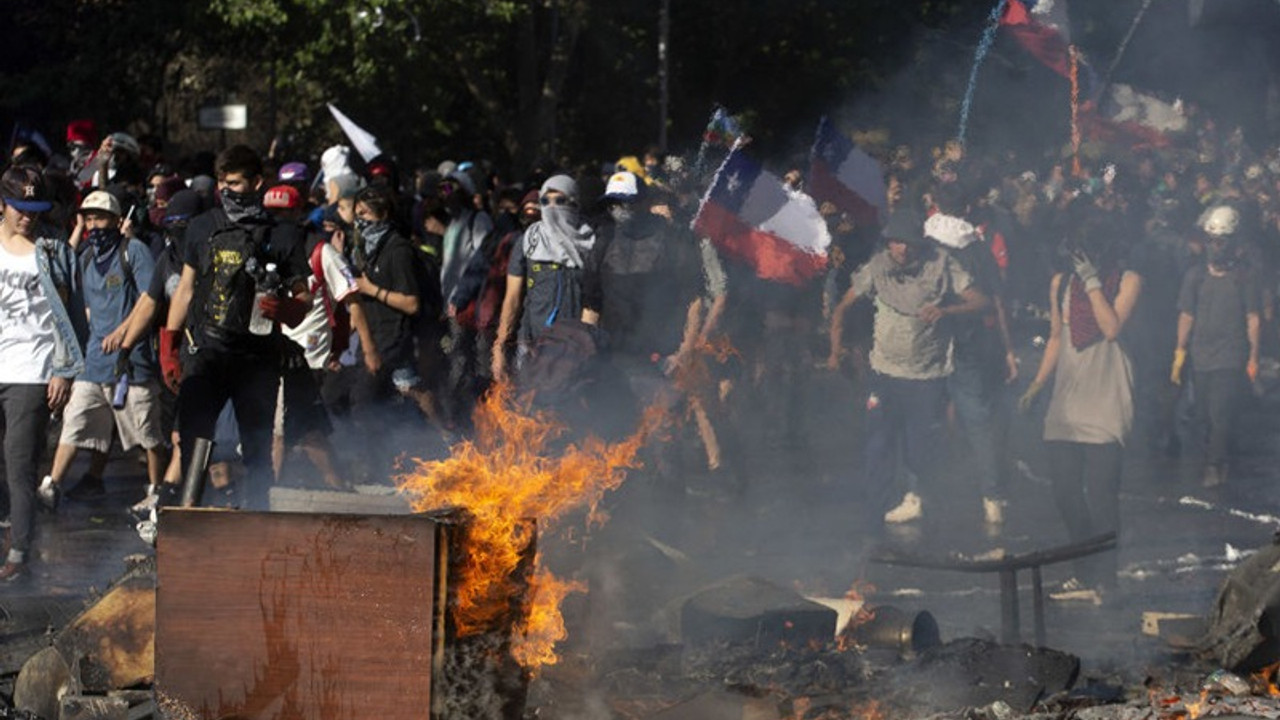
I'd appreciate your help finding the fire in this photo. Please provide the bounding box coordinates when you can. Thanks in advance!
[844,580,878,629]
[836,580,878,652]
[1253,662,1280,696]
[397,383,666,668]
[1182,688,1209,719]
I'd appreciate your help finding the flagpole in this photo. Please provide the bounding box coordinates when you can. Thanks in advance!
[694,105,722,176]
[957,0,1010,147]
[1101,0,1154,94]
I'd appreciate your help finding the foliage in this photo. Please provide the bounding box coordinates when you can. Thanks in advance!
[4,0,1188,175]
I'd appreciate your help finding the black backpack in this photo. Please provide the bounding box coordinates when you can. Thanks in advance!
[192,221,273,336]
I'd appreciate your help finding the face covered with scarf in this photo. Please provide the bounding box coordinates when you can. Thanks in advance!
[82,210,124,275]
[218,171,267,223]
[523,175,595,267]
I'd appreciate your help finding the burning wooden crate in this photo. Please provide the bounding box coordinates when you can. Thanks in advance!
[154,508,534,720]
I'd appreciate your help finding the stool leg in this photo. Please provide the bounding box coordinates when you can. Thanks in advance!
[1032,566,1046,647]
[1000,569,1020,644]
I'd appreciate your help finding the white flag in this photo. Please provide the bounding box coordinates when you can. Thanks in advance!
[327,103,382,162]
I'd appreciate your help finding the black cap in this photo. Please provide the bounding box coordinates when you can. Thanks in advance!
[164,189,204,225]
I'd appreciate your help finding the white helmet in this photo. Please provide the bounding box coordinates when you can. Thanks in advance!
[1203,205,1239,237]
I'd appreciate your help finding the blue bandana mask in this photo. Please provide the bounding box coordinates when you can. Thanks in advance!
[86,227,122,275]
[355,218,391,259]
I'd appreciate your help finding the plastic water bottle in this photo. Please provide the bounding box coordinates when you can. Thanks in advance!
[111,371,129,409]
[248,262,281,336]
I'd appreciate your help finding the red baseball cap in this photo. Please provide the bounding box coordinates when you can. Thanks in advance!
[263,184,302,210]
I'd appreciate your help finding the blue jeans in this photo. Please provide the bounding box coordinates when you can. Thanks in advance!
[861,373,947,527]
[948,352,1002,499]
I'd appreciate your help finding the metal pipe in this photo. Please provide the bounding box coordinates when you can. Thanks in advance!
[180,438,213,508]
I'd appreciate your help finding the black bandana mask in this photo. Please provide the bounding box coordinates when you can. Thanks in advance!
[221,188,267,223]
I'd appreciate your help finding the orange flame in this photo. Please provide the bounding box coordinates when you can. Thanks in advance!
[1252,662,1280,696]
[835,580,878,652]
[397,383,666,668]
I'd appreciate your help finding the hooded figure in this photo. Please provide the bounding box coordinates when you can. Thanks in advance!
[523,175,596,267]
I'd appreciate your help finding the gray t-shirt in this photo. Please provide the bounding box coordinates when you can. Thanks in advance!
[1178,265,1259,372]
[850,248,974,379]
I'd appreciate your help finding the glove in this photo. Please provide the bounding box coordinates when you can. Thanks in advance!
[1071,252,1100,291]
[258,295,310,329]
[1017,379,1044,414]
[159,328,182,394]
[1248,358,1259,383]
[1171,348,1187,386]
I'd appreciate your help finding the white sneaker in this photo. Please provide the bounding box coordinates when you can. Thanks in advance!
[130,485,160,514]
[884,492,922,524]
[983,497,1006,526]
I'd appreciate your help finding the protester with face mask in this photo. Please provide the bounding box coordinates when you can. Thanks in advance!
[437,168,494,426]
[346,184,428,477]
[581,171,706,447]
[1020,203,1142,600]
[39,191,167,516]
[163,145,311,510]
[1171,205,1259,488]
[492,179,592,382]
[115,188,205,512]
[828,209,989,534]
[0,166,86,582]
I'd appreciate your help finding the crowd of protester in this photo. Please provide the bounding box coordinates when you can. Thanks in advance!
[0,109,1273,597]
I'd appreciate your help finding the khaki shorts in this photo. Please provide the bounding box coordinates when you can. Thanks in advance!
[59,379,166,452]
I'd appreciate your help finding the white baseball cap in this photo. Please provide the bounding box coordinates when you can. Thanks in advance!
[603,171,640,202]
[79,190,122,216]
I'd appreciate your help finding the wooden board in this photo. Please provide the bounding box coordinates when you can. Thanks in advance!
[155,509,437,720]
[268,486,413,515]
[54,564,156,691]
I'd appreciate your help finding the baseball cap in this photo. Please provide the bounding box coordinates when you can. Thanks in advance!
[603,171,641,202]
[66,119,97,146]
[164,189,203,225]
[277,161,309,183]
[79,190,123,216]
[263,184,303,210]
[0,166,52,213]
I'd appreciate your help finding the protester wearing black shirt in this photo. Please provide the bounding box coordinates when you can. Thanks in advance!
[347,185,426,478]
[163,145,310,509]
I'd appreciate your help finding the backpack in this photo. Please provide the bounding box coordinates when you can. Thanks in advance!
[192,221,272,336]
[517,319,602,401]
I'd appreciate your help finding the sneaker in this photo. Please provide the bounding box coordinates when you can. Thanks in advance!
[1049,577,1102,605]
[136,507,158,547]
[129,485,160,515]
[37,476,61,512]
[65,473,105,501]
[0,561,27,583]
[884,492,923,524]
[983,497,1006,526]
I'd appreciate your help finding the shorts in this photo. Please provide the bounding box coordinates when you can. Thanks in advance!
[59,379,165,453]
[273,368,334,443]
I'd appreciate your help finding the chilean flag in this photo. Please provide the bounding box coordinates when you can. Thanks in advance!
[1000,0,1072,79]
[1000,0,1097,97]
[692,144,831,286]
[808,116,887,229]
